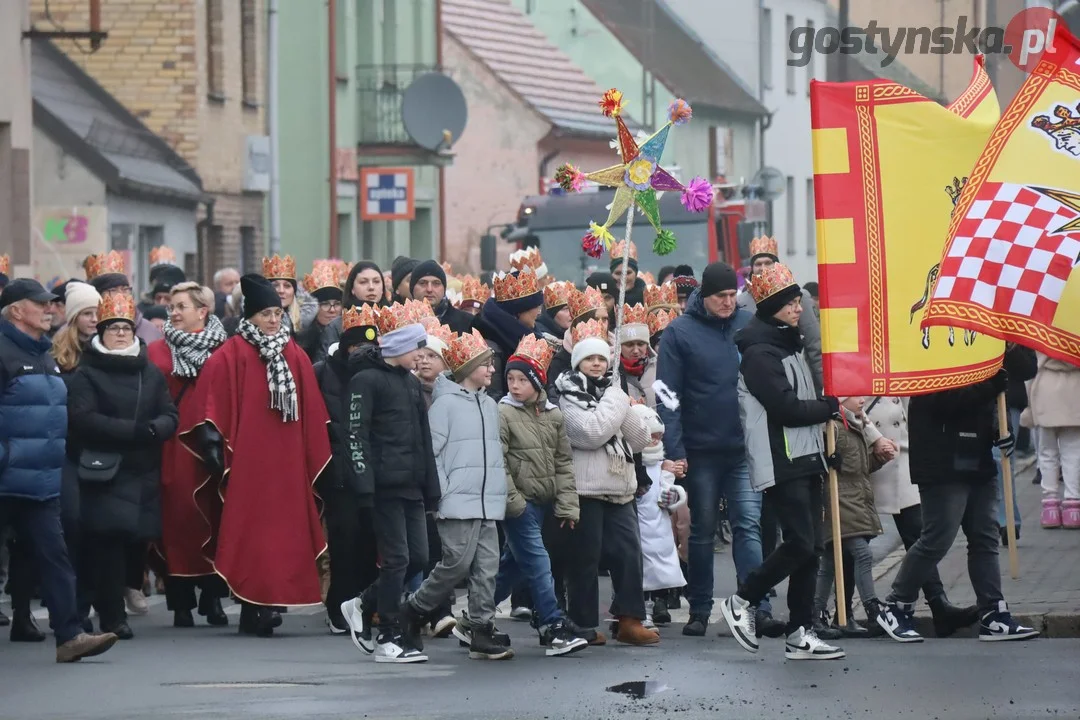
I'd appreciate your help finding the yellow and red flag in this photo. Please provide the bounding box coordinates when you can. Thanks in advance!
[811,57,1005,396]
[923,27,1080,366]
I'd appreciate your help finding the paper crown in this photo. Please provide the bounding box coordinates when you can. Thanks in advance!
[747,262,797,304]
[427,321,455,345]
[407,297,436,324]
[0,255,9,276]
[543,280,573,309]
[622,303,649,326]
[568,285,605,322]
[317,258,351,285]
[509,247,547,277]
[749,235,779,259]
[84,251,127,281]
[511,333,554,373]
[571,317,608,346]
[639,271,655,285]
[645,281,678,310]
[262,254,296,281]
[1032,102,1080,136]
[647,308,676,337]
[443,328,490,372]
[493,266,540,303]
[610,239,638,261]
[342,303,379,332]
[303,261,341,294]
[149,246,177,267]
[458,275,491,306]
[97,291,137,324]
[375,301,419,335]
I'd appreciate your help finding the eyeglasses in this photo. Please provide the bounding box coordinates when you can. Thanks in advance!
[166,303,194,313]
[319,301,342,310]
[105,325,133,336]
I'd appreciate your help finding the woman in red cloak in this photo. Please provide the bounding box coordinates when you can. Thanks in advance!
[180,274,331,637]
[148,282,230,628]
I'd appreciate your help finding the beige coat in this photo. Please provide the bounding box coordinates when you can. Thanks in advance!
[864,396,920,515]
[623,353,657,408]
[1027,353,1080,428]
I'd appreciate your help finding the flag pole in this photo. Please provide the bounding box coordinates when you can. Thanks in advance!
[997,392,1020,579]
[826,420,847,627]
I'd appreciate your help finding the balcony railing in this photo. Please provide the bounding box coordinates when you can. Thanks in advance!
[356,64,449,147]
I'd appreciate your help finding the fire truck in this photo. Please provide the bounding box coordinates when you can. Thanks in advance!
[505,180,767,285]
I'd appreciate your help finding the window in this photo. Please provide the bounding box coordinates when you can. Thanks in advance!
[785,175,796,255]
[761,7,773,90]
[806,177,816,255]
[806,20,815,94]
[206,0,225,99]
[240,226,257,274]
[709,125,733,179]
[240,0,258,106]
[785,14,796,94]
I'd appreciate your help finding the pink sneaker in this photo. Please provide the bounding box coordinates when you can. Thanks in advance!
[1041,499,1062,528]
[1062,499,1080,529]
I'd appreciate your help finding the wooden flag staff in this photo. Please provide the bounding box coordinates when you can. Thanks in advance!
[997,392,1020,579]
[826,420,847,627]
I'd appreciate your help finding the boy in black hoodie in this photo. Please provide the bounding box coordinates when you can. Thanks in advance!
[339,302,440,664]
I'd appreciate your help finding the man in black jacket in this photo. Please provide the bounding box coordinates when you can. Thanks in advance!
[339,305,440,664]
[879,345,1039,644]
[314,306,380,635]
[409,260,475,334]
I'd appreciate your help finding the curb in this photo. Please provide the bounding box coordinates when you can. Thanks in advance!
[908,611,1080,639]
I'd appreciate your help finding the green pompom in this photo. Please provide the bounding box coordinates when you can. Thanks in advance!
[653,228,677,256]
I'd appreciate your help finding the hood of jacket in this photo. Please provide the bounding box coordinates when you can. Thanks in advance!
[735,314,804,356]
[431,371,484,402]
[473,298,538,357]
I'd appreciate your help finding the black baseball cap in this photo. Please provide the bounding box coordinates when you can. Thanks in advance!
[0,278,59,309]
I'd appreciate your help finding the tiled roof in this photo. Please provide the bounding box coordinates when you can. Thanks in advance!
[442,0,637,137]
[580,0,767,117]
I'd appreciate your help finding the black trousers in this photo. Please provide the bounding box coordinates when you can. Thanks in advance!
[565,497,646,628]
[125,542,147,592]
[739,476,823,635]
[323,489,379,615]
[893,504,947,603]
[85,533,128,629]
[164,574,228,611]
[371,496,427,629]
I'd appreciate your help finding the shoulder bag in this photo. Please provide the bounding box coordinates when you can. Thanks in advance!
[78,372,142,483]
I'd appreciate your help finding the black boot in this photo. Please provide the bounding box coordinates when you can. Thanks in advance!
[399,597,426,652]
[928,596,979,638]
[860,599,886,638]
[199,593,229,627]
[756,608,787,639]
[238,603,261,635]
[812,611,843,640]
[0,608,9,627]
[9,612,45,642]
[652,596,671,625]
[832,605,869,637]
[469,623,513,660]
[174,608,195,628]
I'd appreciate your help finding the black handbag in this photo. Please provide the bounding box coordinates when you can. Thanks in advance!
[77,371,142,483]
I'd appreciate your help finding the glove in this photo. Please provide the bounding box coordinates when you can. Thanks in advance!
[135,424,156,442]
[991,368,1009,394]
[658,488,679,509]
[994,433,1015,458]
[204,441,225,476]
[825,452,843,472]
[824,396,841,418]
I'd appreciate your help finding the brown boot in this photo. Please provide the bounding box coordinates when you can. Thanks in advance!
[56,632,119,663]
[616,616,660,645]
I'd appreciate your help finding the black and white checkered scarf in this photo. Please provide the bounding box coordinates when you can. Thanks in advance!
[238,319,299,422]
[163,314,228,378]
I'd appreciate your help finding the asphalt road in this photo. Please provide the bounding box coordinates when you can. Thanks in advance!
[1,608,1077,720]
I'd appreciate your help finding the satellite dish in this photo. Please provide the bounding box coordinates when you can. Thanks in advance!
[752,166,786,201]
[401,73,468,153]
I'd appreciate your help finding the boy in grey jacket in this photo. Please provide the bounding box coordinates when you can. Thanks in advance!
[400,329,513,660]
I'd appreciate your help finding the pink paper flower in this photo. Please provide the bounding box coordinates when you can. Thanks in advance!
[680,176,713,213]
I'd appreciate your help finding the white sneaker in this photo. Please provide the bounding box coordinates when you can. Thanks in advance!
[784,626,845,660]
[510,606,532,621]
[431,614,457,638]
[720,594,758,653]
[374,633,428,663]
[124,588,149,616]
[340,598,375,654]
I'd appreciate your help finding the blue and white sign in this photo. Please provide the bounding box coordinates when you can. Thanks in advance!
[360,167,415,221]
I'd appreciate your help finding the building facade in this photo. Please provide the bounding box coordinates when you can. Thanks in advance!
[30,0,267,282]
[0,2,33,273]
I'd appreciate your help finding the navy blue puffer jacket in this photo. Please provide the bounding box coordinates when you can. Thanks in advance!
[0,321,67,501]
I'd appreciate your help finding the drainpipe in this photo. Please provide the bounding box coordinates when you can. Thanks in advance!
[196,197,217,282]
[539,148,559,194]
[328,0,339,258]
[268,0,281,255]
[436,0,447,262]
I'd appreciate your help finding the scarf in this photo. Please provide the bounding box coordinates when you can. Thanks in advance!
[238,319,299,422]
[642,441,665,465]
[91,334,141,357]
[620,354,646,378]
[555,370,634,476]
[163,315,228,378]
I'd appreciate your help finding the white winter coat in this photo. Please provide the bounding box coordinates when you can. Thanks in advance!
[638,461,686,592]
[864,396,919,515]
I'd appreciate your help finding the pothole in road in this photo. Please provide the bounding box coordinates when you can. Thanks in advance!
[606,681,671,699]
[164,681,325,688]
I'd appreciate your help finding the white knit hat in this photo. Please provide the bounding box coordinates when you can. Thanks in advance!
[64,281,101,324]
[631,403,664,435]
[571,336,610,370]
[425,334,449,357]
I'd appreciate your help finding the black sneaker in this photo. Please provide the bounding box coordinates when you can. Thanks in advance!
[755,609,787,639]
[682,613,709,637]
[539,619,588,657]
[876,601,923,643]
[340,596,375,654]
[979,603,1039,642]
[469,623,514,660]
[399,597,426,652]
[652,597,671,625]
[452,611,510,647]
[374,630,428,663]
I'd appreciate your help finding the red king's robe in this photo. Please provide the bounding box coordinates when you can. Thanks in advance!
[180,334,330,606]
[148,339,221,577]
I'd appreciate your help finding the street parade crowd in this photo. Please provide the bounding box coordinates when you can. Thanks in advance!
[0,233,1057,665]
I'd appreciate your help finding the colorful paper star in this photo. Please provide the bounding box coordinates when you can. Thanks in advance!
[560,89,714,256]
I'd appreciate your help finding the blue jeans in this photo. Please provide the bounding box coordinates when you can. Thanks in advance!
[684,450,770,616]
[494,502,563,628]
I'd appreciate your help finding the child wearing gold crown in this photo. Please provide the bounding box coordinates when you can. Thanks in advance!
[554,319,656,645]
[720,262,845,661]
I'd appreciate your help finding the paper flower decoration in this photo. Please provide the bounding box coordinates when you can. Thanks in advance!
[562,88,712,256]
[554,163,585,192]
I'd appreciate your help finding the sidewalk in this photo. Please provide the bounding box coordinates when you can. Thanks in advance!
[873,456,1080,638]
